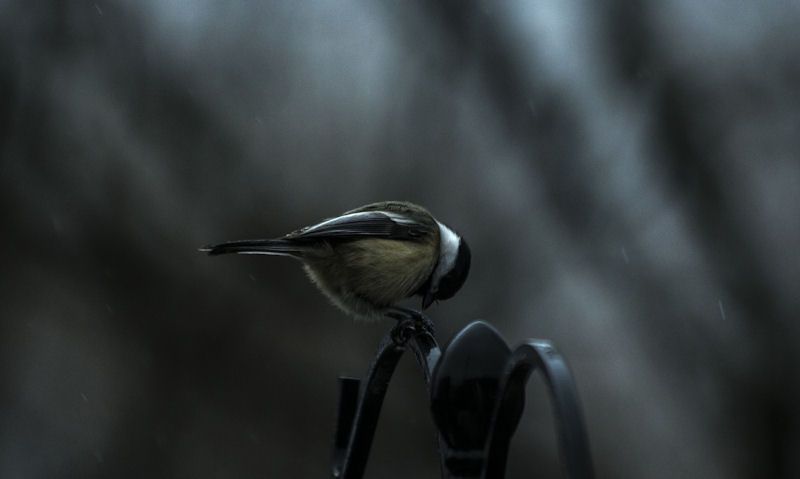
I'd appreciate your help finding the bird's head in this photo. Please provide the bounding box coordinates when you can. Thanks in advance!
[422,223,471,309]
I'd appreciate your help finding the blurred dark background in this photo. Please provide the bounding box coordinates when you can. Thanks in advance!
[2,1,799,477]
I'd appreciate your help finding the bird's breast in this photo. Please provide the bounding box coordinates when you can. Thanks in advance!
[310,238,437,308]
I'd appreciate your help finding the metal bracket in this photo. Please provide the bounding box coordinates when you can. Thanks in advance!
[330,321,594,478]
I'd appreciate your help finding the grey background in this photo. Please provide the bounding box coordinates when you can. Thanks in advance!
[2,1,799,478]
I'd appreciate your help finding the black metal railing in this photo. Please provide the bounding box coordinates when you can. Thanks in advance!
[330,320,594,478]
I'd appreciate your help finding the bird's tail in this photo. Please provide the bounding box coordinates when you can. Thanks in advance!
[199,238,303,257]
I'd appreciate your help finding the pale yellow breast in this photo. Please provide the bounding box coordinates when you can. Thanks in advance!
[300,236,439,319]
[334,239,436,305]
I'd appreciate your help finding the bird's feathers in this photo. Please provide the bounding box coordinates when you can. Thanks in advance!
[287,210,430,242]
[200,201,465,320]
[303,238,436,318]
[202,205,435,257]
[200,239,301,256]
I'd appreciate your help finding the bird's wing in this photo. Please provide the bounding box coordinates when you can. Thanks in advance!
[286,211,429,241]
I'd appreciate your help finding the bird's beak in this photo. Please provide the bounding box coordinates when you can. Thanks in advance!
[422,291,435,310]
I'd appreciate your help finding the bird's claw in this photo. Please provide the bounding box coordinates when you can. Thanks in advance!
[390,318,416,346]
[386,307,435,345]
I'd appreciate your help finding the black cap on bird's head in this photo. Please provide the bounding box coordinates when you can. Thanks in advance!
[422,238,471,309]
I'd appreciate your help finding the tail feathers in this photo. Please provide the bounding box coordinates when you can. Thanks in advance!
[200,239,303,257]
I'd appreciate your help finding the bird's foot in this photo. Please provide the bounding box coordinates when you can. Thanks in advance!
[389,318,415,346]
[385,307,435,345]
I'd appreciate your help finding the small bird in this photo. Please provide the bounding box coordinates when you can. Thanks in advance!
[201,201,470,322]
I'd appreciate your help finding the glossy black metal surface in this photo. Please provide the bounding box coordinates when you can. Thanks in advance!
[331,377,360,474]
[484,340,594,479]
[332,334,404,479]
[406,329,440,384]
[331,322,443,479]
[429,321,513,477]
[329,320,594,478]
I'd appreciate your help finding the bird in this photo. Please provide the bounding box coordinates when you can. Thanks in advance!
[201,201,470,324]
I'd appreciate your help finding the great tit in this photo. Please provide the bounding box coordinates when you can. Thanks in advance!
[201,201,471,321]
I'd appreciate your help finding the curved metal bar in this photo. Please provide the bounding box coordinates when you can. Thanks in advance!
[405,329,446,477]
[406,329,441,383]
[483,340,594,479]
[430,321,514,477]
[388,307,441,383]
[333,334,406,479]
[332,324,443,479]
[332,377,361,474]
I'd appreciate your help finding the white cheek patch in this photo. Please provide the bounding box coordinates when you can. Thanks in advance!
[431,221,460,291]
